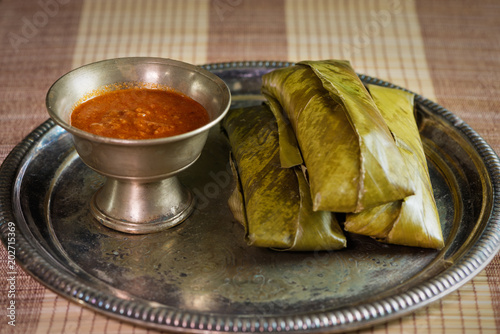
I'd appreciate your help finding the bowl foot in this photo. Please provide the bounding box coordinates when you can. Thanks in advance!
[90,176,195,234]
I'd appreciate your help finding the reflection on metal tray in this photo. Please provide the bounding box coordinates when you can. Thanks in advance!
[1,61,499,333]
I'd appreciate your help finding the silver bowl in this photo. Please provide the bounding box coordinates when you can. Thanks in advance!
[46,57,231,234]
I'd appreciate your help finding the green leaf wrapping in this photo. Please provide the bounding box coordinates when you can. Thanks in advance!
[345,85,444,249]
[223,105,346,251]
[264,94,303,168]
[261,60,415,213]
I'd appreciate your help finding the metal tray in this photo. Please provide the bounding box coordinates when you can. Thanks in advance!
[1,61,500,333]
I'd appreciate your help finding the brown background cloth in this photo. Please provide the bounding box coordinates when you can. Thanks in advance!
[1,0,499,333]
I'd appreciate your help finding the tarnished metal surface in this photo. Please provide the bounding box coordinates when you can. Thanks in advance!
[1,61,499,333]
[46,58,231,234]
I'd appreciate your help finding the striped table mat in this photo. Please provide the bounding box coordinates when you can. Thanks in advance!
[1,0,499,333]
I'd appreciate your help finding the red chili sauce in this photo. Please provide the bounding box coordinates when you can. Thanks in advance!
[71,88,210,139]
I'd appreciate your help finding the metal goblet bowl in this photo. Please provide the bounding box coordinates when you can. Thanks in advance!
[46,57,231,234]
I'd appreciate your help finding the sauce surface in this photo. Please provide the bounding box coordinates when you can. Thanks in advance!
[71,88,210,139]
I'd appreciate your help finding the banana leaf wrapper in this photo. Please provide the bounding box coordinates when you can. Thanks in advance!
[261,60,415,213]
[345,85,444,249]
[222,104,346,251]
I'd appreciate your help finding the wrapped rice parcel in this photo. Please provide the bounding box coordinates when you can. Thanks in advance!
[262,60,415,213]
[222,104,346,251]
[345,85,444,249]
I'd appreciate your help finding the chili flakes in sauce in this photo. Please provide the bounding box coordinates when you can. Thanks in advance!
[71,88,210,139]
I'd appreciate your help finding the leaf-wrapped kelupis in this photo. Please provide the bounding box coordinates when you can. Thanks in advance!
[261,60,415,213]
[222,104,346,251]
[345,85,444,249]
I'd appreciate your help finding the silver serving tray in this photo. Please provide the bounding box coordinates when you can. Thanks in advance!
[1,61,500,333]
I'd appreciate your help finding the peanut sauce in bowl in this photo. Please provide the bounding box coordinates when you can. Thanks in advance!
[71,88,210,140]
[45,57,231,234]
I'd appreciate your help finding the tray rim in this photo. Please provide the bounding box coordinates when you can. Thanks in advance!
[1,60,500,333]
